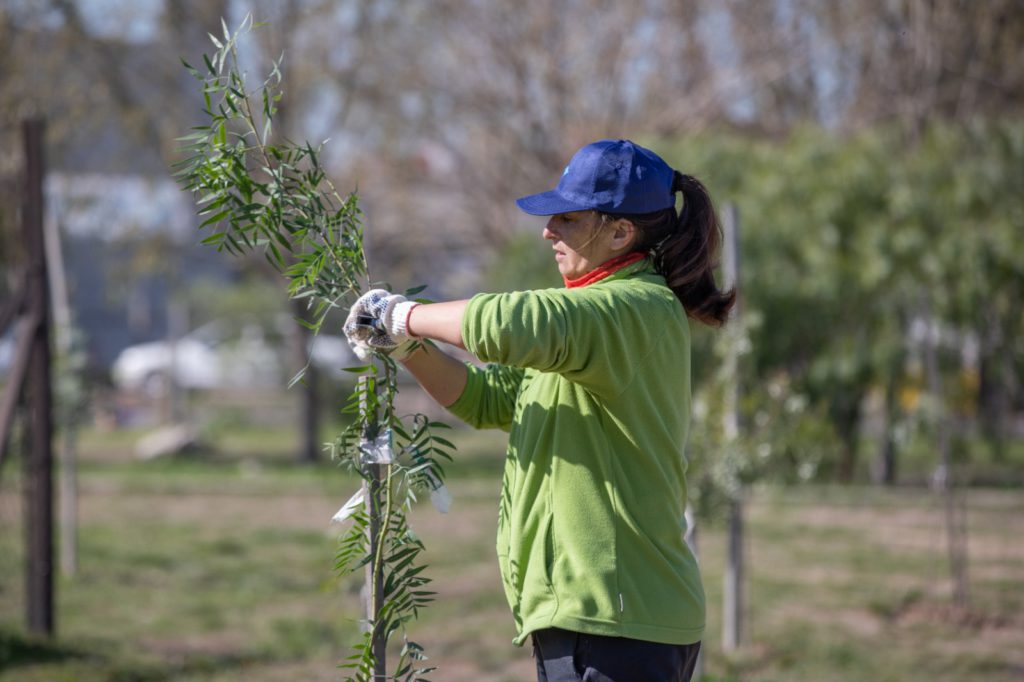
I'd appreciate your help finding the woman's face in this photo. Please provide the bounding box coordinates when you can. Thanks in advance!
[543,211,618,280]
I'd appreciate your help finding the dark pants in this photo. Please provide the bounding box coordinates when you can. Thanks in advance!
[532,628,701,682]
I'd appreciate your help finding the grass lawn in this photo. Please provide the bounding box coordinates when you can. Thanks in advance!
[1,422,1022,681]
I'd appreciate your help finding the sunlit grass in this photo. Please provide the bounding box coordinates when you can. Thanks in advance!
[1,424,1022,681]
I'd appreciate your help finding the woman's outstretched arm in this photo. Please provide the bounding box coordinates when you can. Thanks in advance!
[407,300,469,349]
[398,300,471,407]
[401,341,468,408]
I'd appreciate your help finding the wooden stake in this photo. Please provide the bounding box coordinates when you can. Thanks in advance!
[43,207,78,577]
[721,202,744,652]
[22,118,55,636]
[359,376,387,678]
[684,504,704,680]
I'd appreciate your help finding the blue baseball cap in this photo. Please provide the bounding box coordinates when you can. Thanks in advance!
[516,139,676,216]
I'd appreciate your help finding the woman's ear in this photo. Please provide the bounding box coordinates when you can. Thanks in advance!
[608,218,637,253]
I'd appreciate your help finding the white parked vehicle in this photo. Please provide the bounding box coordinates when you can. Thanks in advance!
[111,319,355,396]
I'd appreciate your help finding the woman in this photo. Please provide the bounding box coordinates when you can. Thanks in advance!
[344,139,734,682]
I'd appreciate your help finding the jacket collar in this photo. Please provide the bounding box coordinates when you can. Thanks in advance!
[563,251,648,288]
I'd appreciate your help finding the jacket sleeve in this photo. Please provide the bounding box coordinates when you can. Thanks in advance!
[446,362,525,432]
[461,286,679,398]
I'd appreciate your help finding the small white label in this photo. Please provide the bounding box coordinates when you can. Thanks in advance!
[619,593,625,613]
[430,484,452,514]
[330,488,366,524]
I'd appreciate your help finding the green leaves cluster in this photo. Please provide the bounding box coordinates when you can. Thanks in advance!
[329,361,454,680]
[661,121,1024,492]
[174,17,453,680]
[334,486,437,681]
[175,15,366,345]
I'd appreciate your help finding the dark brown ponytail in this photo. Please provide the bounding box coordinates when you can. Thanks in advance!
[600,171,736,327]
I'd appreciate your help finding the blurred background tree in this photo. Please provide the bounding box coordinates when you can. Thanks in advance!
[1,1,1023,679]
[0,0,1021,489]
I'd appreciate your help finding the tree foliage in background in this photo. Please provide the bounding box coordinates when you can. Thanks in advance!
[1,0,1021,485]
[174,17,451,680]
[659,120,1024,496]
[5,0,1023,297]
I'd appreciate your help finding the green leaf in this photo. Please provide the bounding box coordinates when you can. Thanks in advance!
[267,240,285,267]
[287,367,308,389]
[199,209,230,229]
[180,58,199,77]
[404,284,428,297]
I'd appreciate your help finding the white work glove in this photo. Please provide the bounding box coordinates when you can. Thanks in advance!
[343,289,419,361]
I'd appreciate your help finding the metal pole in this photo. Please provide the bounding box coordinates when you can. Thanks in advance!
[22,118,55,635]
[721,202,744,652]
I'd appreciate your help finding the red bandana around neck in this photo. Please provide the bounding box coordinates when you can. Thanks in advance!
[563,251,646,288]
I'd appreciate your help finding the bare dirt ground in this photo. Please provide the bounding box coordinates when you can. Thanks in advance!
[2,459,1023,681]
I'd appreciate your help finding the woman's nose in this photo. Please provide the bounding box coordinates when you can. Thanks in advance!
[542,219,557,240]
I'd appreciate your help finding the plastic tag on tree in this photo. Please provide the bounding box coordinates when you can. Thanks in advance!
[360,429,394,464]
[330,488,366,524]
[430,484,452,514]
[423,468,452,513]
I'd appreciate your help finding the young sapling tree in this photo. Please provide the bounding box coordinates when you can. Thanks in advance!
[175,16,453,681]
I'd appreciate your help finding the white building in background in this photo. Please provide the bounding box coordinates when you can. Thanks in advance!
[44,171,231,369]
[40,172,354,390]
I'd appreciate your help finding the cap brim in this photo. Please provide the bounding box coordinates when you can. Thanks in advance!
[515,190,591,216]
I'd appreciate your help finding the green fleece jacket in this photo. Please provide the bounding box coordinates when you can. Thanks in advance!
[447,260,705,646]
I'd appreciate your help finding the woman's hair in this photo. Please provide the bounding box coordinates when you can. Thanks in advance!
[601,171,736,327]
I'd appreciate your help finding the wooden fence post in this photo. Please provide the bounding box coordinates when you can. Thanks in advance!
[22,118,55,636]
[684,504,704,679]
[43,206,78,578]
[721,202,744,652]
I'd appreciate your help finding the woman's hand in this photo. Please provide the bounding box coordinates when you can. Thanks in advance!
[343,289,419,360]
[344,290,472,406]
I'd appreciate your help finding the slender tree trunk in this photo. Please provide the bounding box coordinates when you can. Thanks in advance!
[834,391,863,483]
[976,311,1007,460]
[290,298,320,463]
[923,310,970,609]
[267,11,320,465]
[872,371,900,486]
